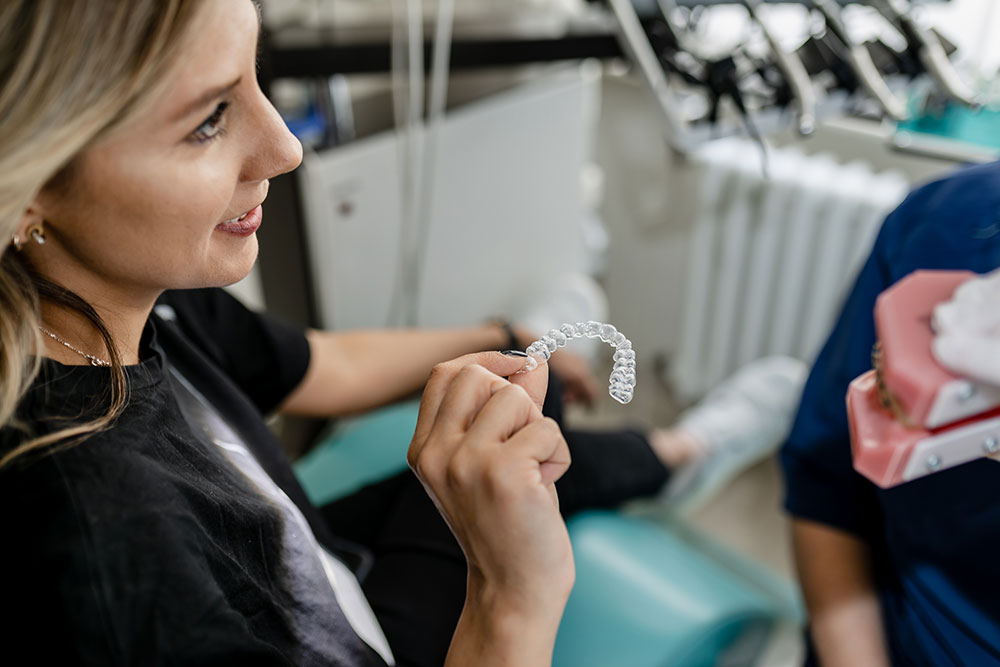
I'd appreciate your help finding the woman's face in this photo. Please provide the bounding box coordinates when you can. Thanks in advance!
[29,0,302,307]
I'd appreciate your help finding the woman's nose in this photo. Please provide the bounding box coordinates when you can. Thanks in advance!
[242,89,303,182]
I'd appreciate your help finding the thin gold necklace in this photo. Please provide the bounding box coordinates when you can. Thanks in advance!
[39,326,111,367]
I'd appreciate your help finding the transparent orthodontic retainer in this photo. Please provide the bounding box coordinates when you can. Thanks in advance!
[523,321,636,404]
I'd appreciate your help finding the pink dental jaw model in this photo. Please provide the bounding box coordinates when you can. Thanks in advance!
[847,270,1000,488]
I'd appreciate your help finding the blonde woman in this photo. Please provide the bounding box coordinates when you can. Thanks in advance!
[1,0,805,664]
[0,1,577,664]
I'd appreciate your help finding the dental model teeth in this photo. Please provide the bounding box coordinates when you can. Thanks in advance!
[523,321,636,404]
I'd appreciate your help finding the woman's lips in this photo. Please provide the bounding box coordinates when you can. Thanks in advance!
[215,204,262,237]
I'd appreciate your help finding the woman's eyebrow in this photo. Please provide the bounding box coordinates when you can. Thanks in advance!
[172,77,241,123]
[172,3,261,124]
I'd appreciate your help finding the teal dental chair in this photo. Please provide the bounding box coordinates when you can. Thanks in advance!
[294,402,802,666]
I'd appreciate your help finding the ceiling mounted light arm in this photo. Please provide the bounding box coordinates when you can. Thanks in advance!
[744,0,817,136]
[812,0,908,121]
[607,0,692,154]
[869,0,977,107]
[655,0,697,56]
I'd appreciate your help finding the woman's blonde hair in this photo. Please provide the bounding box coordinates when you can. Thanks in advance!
[0,0,208,468]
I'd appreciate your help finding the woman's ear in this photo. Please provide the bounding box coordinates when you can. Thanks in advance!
[11,205,47,251]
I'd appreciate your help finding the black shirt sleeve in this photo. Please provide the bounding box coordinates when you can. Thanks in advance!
[155,289,310,415]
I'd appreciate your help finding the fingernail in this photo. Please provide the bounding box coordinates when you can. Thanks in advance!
[501,350,528,357]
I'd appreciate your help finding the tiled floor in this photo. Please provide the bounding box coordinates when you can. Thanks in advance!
[565,357,806,666]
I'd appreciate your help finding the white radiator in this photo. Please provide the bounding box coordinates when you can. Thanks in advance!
[670,138,910,401]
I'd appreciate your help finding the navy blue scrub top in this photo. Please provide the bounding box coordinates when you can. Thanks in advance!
[780,161,1000,666]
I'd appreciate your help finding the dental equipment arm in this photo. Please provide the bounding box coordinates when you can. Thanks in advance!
[744,0,817,136]
[655,0,696,56]
[607,0,691,153]
[870,0,977,107]
[812,0,908,121]
[792,520,892,667]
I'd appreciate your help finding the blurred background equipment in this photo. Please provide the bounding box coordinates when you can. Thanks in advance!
[252,0,1000,328]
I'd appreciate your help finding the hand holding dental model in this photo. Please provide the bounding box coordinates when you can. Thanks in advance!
[932,267,1000,387]
[523,321,636,404]
[847,270,1000,487]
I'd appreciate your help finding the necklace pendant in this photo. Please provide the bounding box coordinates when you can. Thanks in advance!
[40,326,111,367]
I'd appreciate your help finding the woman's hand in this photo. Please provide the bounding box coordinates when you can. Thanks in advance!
[513,324,601,406]
[408,351,574,665]
[933,267,1000,386]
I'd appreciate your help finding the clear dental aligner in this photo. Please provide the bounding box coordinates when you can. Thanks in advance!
[523,321,636,404]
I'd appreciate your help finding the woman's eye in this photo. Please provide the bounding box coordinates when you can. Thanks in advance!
[190,101,230,143]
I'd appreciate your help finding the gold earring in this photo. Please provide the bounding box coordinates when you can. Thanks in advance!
[10,232,23,251]
[26,222,46,246]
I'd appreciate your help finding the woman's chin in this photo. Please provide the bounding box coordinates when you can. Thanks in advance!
[209,238,260,289]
